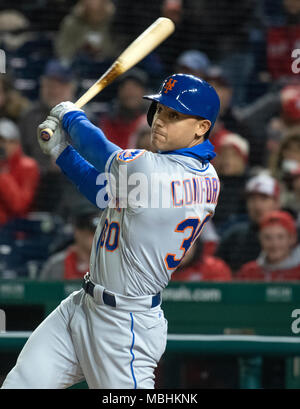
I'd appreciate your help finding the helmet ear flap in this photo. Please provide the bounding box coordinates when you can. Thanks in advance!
[147,101,157,126]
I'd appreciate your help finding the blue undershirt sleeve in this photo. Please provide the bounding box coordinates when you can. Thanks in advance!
[56,145,109,209]
[62,110,121,173]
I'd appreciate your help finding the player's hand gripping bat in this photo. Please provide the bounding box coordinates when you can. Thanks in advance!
[39,17,175,141]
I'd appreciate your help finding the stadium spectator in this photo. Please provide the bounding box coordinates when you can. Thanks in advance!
[206,67,240,132]
[186,0,256,106]
[152,0,197,70]
[214,133,250,176]
[266,85,300,162]
[171,239,232,282]
[236,210,300,281]
[199,219,220,257]
[112,0,188,71]
[236,83,300,167]
[216,173,281,273]
[39,211,99,280]
[19,60,76,173]
[0,75,31,122]
[20,0,75,31]
[55,0,117,63]
[270,126,300,179]
[280,85,300,125]
[33,160,99,221]
[280,165,300,228]
[206,67,247,152]
[98,68,148,149]
[266,0,300,83]
[212,133,250,233]
[18,60,96,218]
[0,10,31,57]
[269,126,300,224]
[174,50,211,79]
[111,0,162,51]
[0,118,40,225]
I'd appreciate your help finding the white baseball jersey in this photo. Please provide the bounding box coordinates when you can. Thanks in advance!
[89,148,220,296]
[2,146,219,390]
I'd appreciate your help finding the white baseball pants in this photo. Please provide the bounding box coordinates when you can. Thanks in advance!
[1,289,168,389]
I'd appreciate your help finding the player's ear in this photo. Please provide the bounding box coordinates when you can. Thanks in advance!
[195,119,211,139]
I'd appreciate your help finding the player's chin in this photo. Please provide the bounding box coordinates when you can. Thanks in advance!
[151,135,166,151]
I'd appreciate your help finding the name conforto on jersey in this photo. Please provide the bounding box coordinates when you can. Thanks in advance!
[95,165,220,209]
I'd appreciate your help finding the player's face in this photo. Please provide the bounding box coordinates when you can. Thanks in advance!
[151,103,211,151]
[259,225,295,264]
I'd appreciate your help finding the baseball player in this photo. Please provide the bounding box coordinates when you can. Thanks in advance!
[2,74,220,389]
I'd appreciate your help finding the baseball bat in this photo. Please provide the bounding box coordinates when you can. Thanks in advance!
[40,17,175,141]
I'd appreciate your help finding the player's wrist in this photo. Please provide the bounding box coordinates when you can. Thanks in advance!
[50,141,69,159]
[50,102,83,121]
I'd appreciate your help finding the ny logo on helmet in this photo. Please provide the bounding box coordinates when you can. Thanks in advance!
[163,78,177,94]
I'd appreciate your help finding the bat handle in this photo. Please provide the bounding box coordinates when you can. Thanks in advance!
[39,128,54,141]
[39,101,81,141]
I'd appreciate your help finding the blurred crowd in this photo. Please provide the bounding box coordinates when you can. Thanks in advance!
[0,0,299,282]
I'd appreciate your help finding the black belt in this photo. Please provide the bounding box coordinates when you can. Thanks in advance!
[82,278,161,308]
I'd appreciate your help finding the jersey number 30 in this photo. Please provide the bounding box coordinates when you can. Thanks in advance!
[165,215,211,270]
[97,219,120,252]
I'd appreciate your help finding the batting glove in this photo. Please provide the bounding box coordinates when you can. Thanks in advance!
[50,101,83,121]
[37,116,68,158]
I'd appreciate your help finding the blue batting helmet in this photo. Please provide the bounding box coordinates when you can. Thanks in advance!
[143,73,220,135]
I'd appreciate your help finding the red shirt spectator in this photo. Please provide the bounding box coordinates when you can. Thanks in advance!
[99,69,148,149]
[64,245,90,280]
[0,119,40,225]
[100,114,146,149]
[236,210,300,281]
[172,255,232,281]
[266,0,300,82]
[216,172,281,272]
[171,240,232,282]
[236,260,300,281]
[212,132,250,233]
[210,121,231,153]
[267,26,300,81]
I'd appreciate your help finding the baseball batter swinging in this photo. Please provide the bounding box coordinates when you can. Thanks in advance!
[2,74,220,389]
